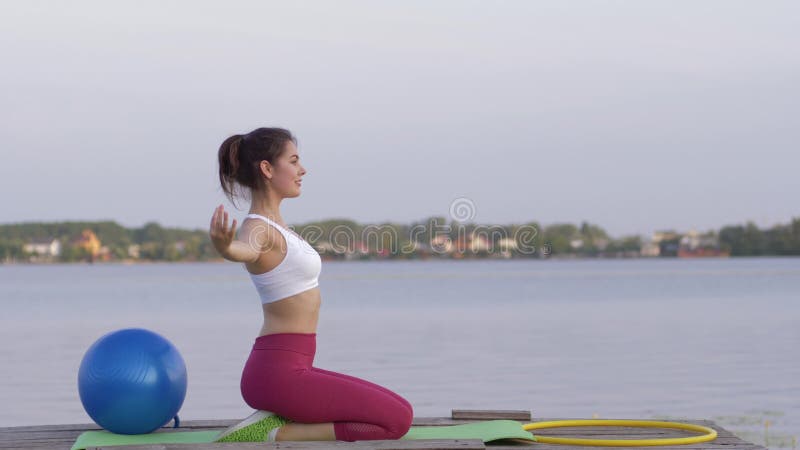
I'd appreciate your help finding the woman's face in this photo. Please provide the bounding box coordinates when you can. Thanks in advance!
[265,141,306,198]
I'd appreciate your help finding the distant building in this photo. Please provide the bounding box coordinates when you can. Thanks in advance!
[430,235,453,254]
[400,240,424,254]
[128,244,141,259]
[23,238,61,257]
[650,231,681,257]
[651,231,680,243]
[174,240,187,253]
[98,245,113,262]
[680,230,699,250]
[678,229,730,258]
[679,229,720,250]
[341,241,370,261]
[640,241,661,257]
[678,247,730,258]
[497,238,518,251]
[469,234,490,252]
[313,241,339,256]
[73,229,102,259]
[354,241,370,255]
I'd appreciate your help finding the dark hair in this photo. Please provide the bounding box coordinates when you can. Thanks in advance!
[218,127,297,207]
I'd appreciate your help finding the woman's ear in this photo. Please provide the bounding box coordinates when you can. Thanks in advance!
[259,160,273,180]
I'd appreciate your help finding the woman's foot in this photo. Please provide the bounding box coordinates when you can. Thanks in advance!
[213,410,291,442]
[276,422,337,441]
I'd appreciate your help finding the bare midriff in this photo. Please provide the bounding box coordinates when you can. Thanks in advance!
[240,216,321,337]
[258,287,321,337]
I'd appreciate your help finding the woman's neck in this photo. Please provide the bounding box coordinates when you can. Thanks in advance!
[249,208,282,222]
[249,190,283,220]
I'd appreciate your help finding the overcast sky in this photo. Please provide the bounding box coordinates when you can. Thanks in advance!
[1,1,797,238]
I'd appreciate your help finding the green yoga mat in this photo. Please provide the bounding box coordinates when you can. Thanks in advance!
[71,419,536,449]
[401,420,536,442]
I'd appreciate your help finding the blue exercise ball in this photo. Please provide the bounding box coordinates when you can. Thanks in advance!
[78,328,187,434]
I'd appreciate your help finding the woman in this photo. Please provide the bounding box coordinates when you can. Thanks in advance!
[208,127,413,442]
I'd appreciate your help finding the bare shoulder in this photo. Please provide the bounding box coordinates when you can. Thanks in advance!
[241,217,289,273]
[240,217,286,254]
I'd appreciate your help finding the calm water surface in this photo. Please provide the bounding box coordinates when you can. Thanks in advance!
[0,258,797,447]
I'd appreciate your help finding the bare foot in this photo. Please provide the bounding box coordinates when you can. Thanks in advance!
[276,422,336,441]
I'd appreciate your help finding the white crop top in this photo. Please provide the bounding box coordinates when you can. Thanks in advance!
[244,214,322,304]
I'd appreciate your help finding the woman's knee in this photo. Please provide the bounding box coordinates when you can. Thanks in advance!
[386,402,414,439]
[398,395,413,415]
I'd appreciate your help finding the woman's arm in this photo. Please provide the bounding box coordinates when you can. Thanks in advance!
[209,204,260,263]
[219,239,260,263]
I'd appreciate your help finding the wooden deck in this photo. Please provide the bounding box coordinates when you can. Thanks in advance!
[0,409,765,450]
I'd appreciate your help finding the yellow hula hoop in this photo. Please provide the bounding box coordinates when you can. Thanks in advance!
[522,419,718,446]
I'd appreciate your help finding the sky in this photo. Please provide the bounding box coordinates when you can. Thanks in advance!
[1,1,798,238]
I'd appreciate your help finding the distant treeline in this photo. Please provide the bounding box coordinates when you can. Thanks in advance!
[0,216,799,263]
[720,219,800,255]
[0,221,215,262]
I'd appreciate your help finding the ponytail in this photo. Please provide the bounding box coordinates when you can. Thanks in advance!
[218,134,246,207]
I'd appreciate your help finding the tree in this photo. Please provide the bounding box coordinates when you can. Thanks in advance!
[544,223,579,255]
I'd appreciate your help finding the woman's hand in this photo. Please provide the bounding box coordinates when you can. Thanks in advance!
[210,204,238,258]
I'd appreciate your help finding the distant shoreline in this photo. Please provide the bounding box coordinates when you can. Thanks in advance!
[4,217,799,262]
[3,254,797,267]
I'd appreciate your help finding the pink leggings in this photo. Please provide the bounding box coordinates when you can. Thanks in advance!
[240,333,413,442]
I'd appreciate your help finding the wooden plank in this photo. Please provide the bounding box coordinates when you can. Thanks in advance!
[0,428,194,442]
[87,439,485,450]
[0,417,737,439]
[0,416,764,450]
[0,424,103,433]
[7,415,722,432]
[0,447,91,450]
[451,410,531,421]
[0,439,765,450]
[0,435,737,445]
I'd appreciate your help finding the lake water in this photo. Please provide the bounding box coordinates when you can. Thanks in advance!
[1,257,797,448]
